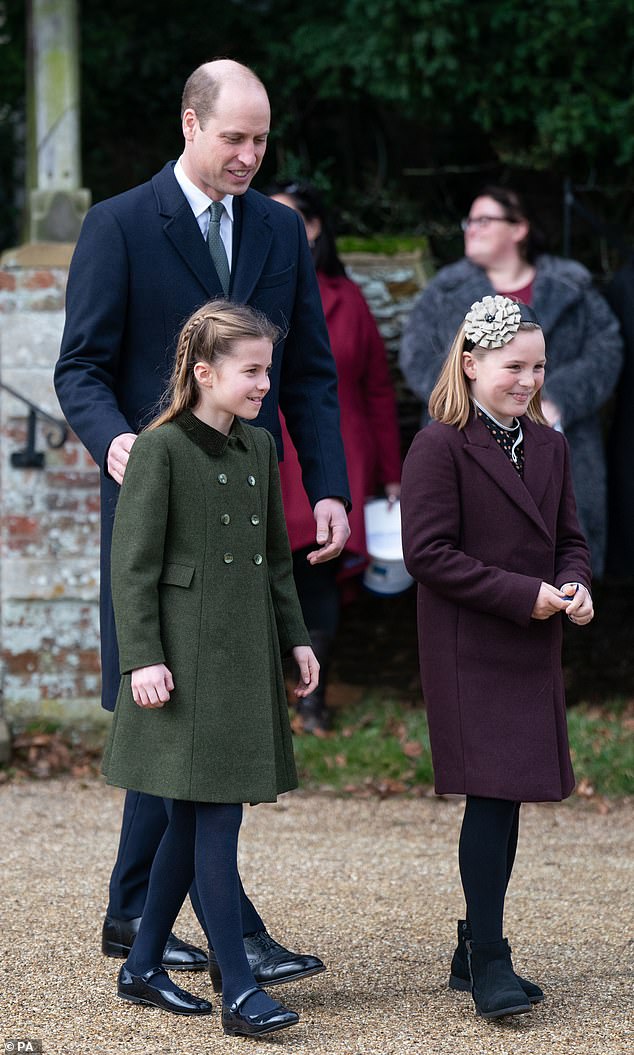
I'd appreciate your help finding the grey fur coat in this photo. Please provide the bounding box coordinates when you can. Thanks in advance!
[399,255,623,576]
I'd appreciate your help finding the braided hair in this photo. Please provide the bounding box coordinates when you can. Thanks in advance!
[147,299,280,431]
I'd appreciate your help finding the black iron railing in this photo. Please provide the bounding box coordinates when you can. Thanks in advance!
[0,381,68,468]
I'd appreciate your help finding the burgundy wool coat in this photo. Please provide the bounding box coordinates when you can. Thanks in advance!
[400,414,592,802]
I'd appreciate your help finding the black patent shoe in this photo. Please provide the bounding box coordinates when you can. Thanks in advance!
[209,929,326,992]
[222,985,299,1037]
[102,914,208,970]
[117,964,213,1016]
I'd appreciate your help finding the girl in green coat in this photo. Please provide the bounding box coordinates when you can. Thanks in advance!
[102,300,318,1037]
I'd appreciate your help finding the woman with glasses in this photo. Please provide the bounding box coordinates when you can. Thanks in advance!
[399,186,622,578]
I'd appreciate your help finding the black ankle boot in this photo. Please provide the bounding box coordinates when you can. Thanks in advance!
[467,939,532,1019]
[449,921,543,1003]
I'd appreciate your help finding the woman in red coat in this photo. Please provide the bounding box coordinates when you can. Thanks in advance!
[269,184,402,732]
[401,296,593,1021]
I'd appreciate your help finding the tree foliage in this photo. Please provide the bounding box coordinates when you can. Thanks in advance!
[1,0,633,253]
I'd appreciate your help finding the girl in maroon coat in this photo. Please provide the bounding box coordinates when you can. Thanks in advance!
[401,295,593,1021]
[270,183,402,732]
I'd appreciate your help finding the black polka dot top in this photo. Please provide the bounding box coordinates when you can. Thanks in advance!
[473,400,525,478]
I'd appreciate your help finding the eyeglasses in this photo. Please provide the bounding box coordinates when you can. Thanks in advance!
[460,216,517,231]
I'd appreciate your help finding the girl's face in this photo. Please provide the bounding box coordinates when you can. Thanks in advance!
[463,328,546,425]
[193,337,273,433]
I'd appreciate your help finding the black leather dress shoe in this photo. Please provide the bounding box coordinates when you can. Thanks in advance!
[117,965,213,1016]
[102,914,208,971]
[222,985,299,1037]
[209,929,326,992]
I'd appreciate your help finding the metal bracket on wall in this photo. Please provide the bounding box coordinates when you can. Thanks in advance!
[0,381,68,468]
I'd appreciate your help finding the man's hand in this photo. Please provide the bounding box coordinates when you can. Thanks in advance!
[131,664,174,708]
[107,432,137,485]
[307,498,351,565]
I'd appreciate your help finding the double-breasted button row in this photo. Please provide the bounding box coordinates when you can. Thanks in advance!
[217,473,257,486]
[219,513,261,526]
[222,552,263,566]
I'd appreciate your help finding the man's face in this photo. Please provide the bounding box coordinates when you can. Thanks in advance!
[181,81,270,200]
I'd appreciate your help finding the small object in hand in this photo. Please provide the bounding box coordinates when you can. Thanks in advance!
[560,583,579,600]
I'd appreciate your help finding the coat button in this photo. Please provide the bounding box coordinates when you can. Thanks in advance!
[250,514,260,525]
[252,553,263,565]
[218,473,228,484]
[247,475,256,486]
[220,513,231,525]
[223,553,234,564]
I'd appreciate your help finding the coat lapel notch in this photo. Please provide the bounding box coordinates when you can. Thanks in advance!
[152,164,224,298]
[464,418,552,541]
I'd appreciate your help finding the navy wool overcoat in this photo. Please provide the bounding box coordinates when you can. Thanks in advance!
[54,163,349,711]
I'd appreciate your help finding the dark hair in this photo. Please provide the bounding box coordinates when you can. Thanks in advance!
[268,182,346,277]
[474,185,548,263]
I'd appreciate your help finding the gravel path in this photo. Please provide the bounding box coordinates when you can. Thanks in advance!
[1,780,632,1054]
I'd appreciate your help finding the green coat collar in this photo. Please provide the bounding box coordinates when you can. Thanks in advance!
[174,409,251,456]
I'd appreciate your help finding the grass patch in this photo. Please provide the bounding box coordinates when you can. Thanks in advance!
[293,695,434,795]
[336,234,431,256]
[567,700,634,797]
[292,693,634,798]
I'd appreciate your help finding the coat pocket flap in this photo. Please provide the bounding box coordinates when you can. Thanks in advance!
[159,562,195,588]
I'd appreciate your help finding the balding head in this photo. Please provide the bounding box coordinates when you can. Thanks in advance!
[181,59,268,128]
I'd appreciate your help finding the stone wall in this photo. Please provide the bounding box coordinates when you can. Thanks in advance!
[0,246,427,744]
[0,246,104,747]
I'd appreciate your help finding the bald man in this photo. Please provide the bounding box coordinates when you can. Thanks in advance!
[55,59,350,988]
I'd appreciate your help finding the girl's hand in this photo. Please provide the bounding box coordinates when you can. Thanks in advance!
[531,583,571,620]
[292,646,320,697]
[131,664,174,708]
[559,582,594,626]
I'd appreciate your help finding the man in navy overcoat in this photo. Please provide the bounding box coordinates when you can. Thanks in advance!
[55,59,350,985]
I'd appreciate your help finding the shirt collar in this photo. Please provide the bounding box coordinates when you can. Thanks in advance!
[174,158,234,223]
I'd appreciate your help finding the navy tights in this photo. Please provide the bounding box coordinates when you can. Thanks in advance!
[125,800,275,1015]
[459,795,521,943]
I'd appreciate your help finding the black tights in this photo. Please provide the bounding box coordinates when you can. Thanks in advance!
[459,795,521,943]
[125,800,275,1014]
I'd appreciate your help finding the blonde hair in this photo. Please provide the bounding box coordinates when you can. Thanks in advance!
[147,300,280,431]
[428,320,547,428]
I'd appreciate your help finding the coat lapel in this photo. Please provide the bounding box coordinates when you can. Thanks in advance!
[151,163,224,298]
[230,191,274,303]
[463,416,553,541]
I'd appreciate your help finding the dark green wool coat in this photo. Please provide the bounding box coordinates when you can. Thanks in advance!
[101,411,309,803]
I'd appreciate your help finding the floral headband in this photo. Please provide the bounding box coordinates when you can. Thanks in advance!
[464,295,538,350]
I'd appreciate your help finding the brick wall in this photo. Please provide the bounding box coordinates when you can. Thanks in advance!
[0,247,105,739]
[0,247,427,740]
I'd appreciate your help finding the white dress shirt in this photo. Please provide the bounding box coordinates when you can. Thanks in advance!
[174,158,234,270]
